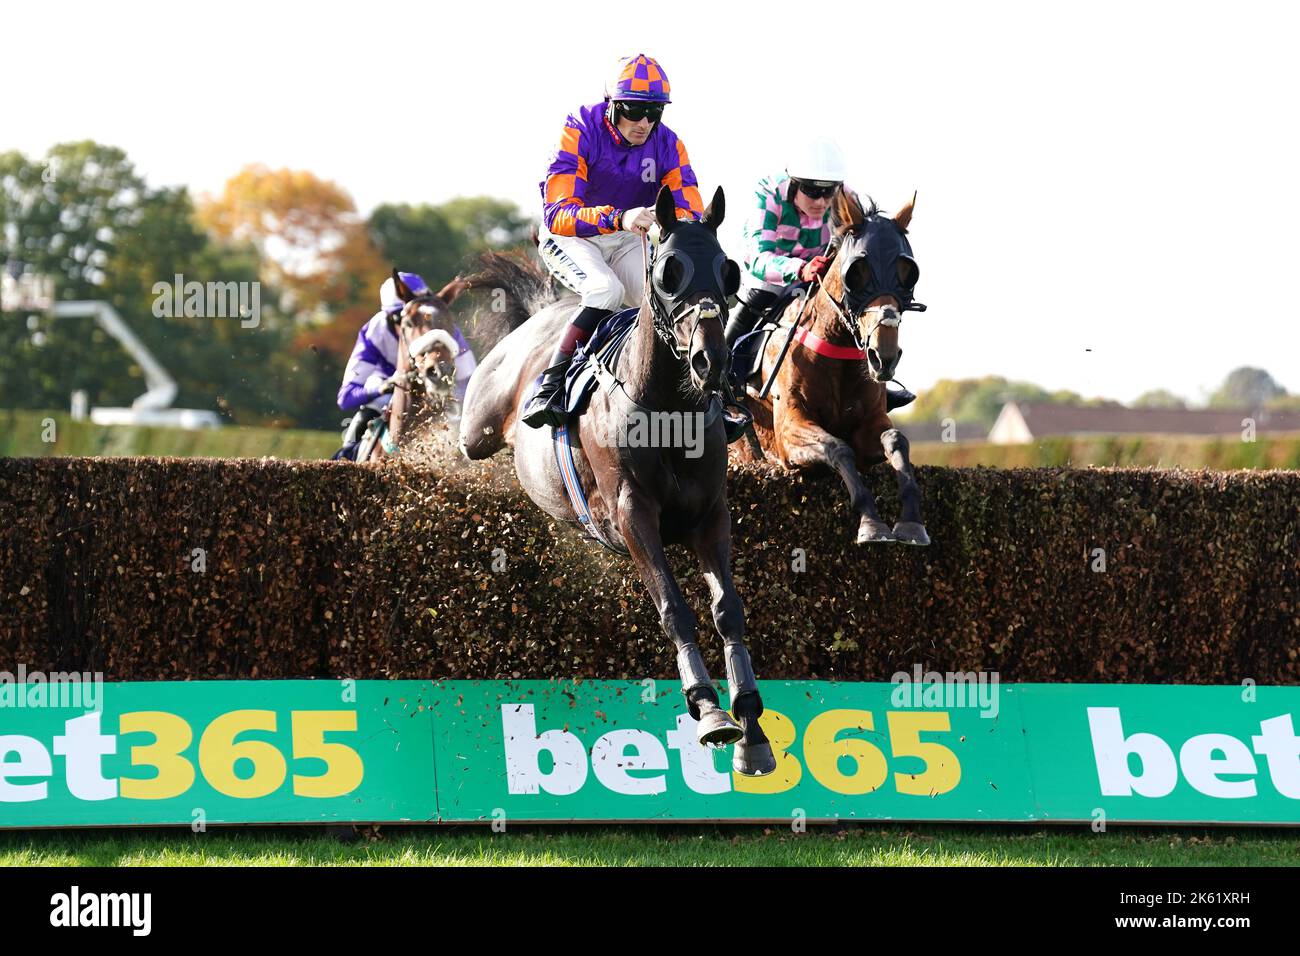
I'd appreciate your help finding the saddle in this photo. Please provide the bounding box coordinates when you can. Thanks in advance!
[560,306,641,417]
[726,284,807,391]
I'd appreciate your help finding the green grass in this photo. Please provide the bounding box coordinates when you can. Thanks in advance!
[1,824,1295,867]
[0,410,340,459]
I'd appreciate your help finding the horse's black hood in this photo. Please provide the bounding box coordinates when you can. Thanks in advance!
[838,215,921,311]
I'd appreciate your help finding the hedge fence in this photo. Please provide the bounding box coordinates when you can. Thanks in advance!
[1,456,1297,685]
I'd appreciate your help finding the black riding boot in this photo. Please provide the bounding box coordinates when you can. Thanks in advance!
[723,300,761,351]
[885,385,917,411]
[522,306,612,429]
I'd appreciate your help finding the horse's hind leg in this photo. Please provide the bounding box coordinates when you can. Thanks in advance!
[618,499,742,747]
[692,504,776,776]
[880,427,929,546]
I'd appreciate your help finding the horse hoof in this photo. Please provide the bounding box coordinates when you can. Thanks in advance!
[733,741,777,777]
[892,521,931,546]
[856,518,895,545]
[696,709,744,747]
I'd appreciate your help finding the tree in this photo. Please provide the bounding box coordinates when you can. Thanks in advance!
[367,196,532,287]
[0,141,146,298]
[1208,367,1284,409]
[197,165,387,320]
[1131,388,1188,409]
[0,144,307,425]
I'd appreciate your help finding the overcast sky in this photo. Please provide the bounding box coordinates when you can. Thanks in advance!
[8,0,1299,403]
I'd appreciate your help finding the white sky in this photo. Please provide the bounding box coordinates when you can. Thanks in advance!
[8,0,1299,403]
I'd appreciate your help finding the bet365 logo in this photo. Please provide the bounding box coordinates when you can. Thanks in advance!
[501,703,962,797]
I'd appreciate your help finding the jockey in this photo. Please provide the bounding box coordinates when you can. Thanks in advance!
[523,53,705,428]
[722,137,915,410]
[334,271,477,459]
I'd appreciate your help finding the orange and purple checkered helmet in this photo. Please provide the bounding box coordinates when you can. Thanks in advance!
[604,54,672,103]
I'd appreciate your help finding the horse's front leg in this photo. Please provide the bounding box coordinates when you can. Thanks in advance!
[691,500,776,776]
[879,426,929,545]
[781,412,894,544]
[616,492,743,747]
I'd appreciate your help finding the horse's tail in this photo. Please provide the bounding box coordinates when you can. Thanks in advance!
[462,249,560,331]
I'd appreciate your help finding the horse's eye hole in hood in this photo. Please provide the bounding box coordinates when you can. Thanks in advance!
[897,255,920,289]
[652,251,693,301]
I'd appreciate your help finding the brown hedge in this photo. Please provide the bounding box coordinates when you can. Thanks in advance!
[1,456,1297,684]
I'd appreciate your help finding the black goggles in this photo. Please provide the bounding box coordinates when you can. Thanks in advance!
[614,101,665,123]
[794,179,841,200]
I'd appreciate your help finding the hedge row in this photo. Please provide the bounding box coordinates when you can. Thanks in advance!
[1,456,1297,684]
[909,433,1300,470]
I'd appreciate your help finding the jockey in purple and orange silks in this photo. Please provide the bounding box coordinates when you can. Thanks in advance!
[333,271,477,459]
[522,53,705,428]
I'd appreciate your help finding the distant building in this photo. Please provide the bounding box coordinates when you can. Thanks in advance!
[989,401,1300,445]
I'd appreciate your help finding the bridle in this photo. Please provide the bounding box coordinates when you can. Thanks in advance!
[815,223,923,353]
[396,299,460,392]
[641,234,722,363]
[821,283,902,354]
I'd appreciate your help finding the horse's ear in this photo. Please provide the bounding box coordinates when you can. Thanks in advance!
[701,186,725,231]
[392,269,415,303]
[894,191,916,231]
[436,276,468,306]
[654,185,677,235]
[832,189,865,234]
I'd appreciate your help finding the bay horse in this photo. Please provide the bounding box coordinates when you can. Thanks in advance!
[735,191,930,546]
[459,186,776,776]
[359,270,469,463]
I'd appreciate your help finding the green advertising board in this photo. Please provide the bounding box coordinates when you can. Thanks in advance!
[0,678,1296,827]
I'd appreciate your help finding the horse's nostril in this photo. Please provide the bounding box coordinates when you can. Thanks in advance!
[691,351,711,379]
[868,349,882,371]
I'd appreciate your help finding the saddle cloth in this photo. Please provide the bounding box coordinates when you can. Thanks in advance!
[561,307,640,417]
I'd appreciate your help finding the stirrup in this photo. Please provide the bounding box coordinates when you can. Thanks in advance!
[721,402,753,444]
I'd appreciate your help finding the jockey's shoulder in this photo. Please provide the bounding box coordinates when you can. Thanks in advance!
[362,311,395,340]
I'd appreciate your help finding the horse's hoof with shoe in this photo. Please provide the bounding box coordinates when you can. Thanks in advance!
[892,521,930,546]
[732,740,777,777]
[696,707,745,747]
[857,517,896,544]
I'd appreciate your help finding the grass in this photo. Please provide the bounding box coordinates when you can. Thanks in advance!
[0,410,340,459]
[1,824,1296,867]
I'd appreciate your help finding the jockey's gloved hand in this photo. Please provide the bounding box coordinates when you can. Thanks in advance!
[621,207,655,234]
[800,255,831,283]
[377,374,402,395]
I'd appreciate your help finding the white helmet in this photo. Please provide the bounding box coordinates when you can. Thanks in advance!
[787,136,847,184]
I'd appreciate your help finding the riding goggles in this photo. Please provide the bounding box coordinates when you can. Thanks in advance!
[615,101,665,123]
[794,179,841,200]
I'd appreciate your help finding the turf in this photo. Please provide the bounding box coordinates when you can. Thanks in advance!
[1,824,1296,867]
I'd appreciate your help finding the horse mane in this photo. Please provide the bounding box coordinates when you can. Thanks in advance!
[462,250,561,331]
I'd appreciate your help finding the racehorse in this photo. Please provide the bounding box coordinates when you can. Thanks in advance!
[358,270,469,463]
[458,186,777,776]
[734,190,930,546]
